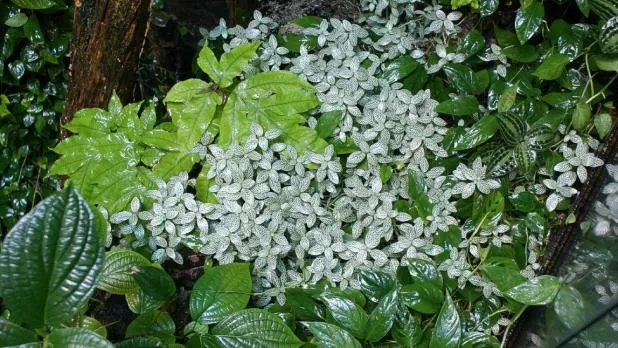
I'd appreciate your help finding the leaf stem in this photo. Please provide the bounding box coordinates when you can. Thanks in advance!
[500,305,528,348]
[586,75,618,104]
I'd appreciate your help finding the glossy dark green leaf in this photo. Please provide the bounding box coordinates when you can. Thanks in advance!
[23,15,44,44]
[116,337,165,348]
[572,101,591,131]
[481,257,526,292]
[407,258,443,289]
[319,287,366,308]
[407,170,433,219]
[444,64,483,94]
[364,289,398,342]
[435,95,479,116]
[126,287,165,314]
[453,115,497,151]
[553,285,587,330]
[132,265,176,303]
[509,191,542,213]
[515,0,544,44]
[594,113,612,139]
[45,328,113,348]
[283,288,323,321]
[305,321,362,348]
[4,13,28,27]
[533,53,570,80]
[399,283,444,314]
[498,82,519,113]
[126,310,176,344]
[430,292,461,348]
[505,275,561,305]
[460,30,485,57]
[502,44,539,63]
[472,191,504,228]
[542,92,576,109]
[576,0,590,15]
[98,250,151,295]
[391,309,422,346]
[359,268,396,301]
[211,309,303,348]
[320,294,368,338]
[383,56,418,83]
[0,187,104,329]
[461,331,500,347]
[480,0,500,16]
[315,110,343,139]
[403,66,428,93]
[0,318,38,346]
[78,316,107,338]
[10,0,59,9]
[8,60,25,80]
[549,19,583,58]
[190,263,251,325]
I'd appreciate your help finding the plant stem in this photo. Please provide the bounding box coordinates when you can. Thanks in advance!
[500,305,528,348]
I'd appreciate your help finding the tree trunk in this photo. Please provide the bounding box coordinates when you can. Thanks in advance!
[60,0,152,138]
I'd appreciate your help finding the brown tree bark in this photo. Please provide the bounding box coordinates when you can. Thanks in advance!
[60,0,152,138]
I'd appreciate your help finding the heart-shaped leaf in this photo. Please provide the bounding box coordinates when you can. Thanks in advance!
[211,309,303,347]
[304,322,362,348]
[98,250,151,295]
[505,275,561,305]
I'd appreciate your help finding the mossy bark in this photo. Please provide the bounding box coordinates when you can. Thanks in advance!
[60,0,152,138]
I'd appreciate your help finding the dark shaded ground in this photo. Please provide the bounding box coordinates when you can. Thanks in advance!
[257,0,361,23]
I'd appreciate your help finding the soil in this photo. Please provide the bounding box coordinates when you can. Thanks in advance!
[256,0,361,23]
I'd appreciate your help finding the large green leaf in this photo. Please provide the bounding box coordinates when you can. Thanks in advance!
[364,290,398,342]
[443,64,485,95]
[45,328,113,347]
[515,0,544,44]
[98,250,151,295]
[399,283,444,314]
[391,309,422,346]
[126,287,165,314]
[164,79,221,150]
[0,318,38,346]
[481,257,526,292]
[359,268,396,301]
[407,171,434,219]
[211,309,303,348]
[126,310,176,344]
[285,288,324,321]
[533,53,570,80]
[553,285,587,330]
[197,42,262,88]
[407,259,443,289]
[320,294,368,338]
[505,275,561,305]
[0,187,104,329]
[304,322,362,348]
[220,71,326,153]
[572,101,591,131]
[190,263,252,325]
[10,0,59,9]
[132,266,176,303]
[429,292,461,348]
[453,115,497,151]
[116,337,165,348]
[435,95,479,115]
[152,151,201,180]
[315,110,343,139]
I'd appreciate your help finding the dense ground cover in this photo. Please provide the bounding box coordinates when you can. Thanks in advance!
[1,0,618,346]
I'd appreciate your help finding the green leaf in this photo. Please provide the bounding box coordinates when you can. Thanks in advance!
[591,54,618,72]
[217,41,262,88]
[152,151,200,180]
[359,268,396,301]
[429,292,461,348]
[320,294,368,338]
[8,60,25,80]
[391,309,422,346]
[98,250,151,295]
[364,290,398,342]
[553,285,586,330]
[435,95,479,115]
[480,0,499,16]
[116,337,165,348]
[139,129,183,151]
[221,71,325,153]
[315,110,343,139]
[481,257,526,292]
[126,287,165,314]
[444,64,484,94]
[286,288,323,321]
[498,82,519,113]
[0,187,104,329]
[407,259,443,289]
[211,309,303,348]
[594,113,613,138]
[453,115,498,151]
[502,44,539,63]
[126,310,176,344]
[383,56,418,83]
[505,275,561,305]
[533,53,570,80]
[78,317,107,338]
[23,15,44,43]
[164,79,221,149]
[399,283,444,314]
[576,0,590,15]
[572,101,591,131]
[0,318,38,346]
[461,331,500,347]
[132,266,176,303]
[195,167,218,203]
[4,13,28,28]
[45,328,113,348]
[190,263,252,325]
[304,322,362,348]
[509,191,542,213]
[460,30,485,57]
[197,45,221,83]
[10,0,58,9]
[407,171,434,219]
[472,191,504,228]
[515,0,544,44]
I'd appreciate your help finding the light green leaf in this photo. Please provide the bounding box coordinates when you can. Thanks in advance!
[481,257,526,292]
[4,13,28,27]
[572,101,591,131]
[98,250,151,295]
[304,322,362,348]
[10,0,59,9]
[591,54,618,72]
[429,292,461,348]
[132,266,176,303]
[139,129,183,151]
[218,41,262,88]
[211,309,303,348]
[594,113,613,138]
[320,294,368,338]
[505,275,561,305]
[45,328,113,348]
[315,110,343,139]
[0,318,38,346]
[164,79,221,150]
[197,45,221,83]
[364,290,398,342]
[515,0,544,44]
[533,53,570,80]
[152,151,200,180]
[126,287,165,314]
[498,82,519,113]
[190,263,252,325]
[64,108,113,137]
[126,310,176,344]
[195,167,217,203]
[78,317,107,338]
[0,188,104,329]
[435,95,479,115]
